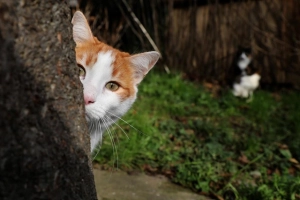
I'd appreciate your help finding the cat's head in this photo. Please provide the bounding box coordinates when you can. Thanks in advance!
[71,11,159,127]
[237,47,252,60]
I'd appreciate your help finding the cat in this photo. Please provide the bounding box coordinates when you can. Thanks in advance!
[232,47,253,79]
[71,11,160,152]
[231,47,261,101]
[232,73,261,100]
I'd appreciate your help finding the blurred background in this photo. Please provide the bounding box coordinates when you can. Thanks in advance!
[74,0,300,88]
[71,0,300,199]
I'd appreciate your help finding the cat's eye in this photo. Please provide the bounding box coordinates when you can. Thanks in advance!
[77,64,86,78]
[105,82,119,91]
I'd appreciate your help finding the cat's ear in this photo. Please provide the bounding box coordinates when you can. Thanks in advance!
[129,51,160,84]
[71,11,94,45]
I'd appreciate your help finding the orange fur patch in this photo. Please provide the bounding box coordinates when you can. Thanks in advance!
[75,37,135,101]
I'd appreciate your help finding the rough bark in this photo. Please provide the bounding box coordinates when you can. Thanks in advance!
[0,1,97,199]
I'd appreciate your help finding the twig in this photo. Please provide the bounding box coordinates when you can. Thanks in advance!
[120,0,170,73]
[116,2,146,48]
[228,153,264,184]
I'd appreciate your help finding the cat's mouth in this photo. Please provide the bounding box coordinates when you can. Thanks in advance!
[85,109,118,125]
[85,104,120,120]
[85,105,104,117]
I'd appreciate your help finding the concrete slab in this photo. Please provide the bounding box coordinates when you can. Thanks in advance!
[94,169,209,200]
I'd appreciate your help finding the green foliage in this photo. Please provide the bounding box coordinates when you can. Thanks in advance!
[94,71,300,200]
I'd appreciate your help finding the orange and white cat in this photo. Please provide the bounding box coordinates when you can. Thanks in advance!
[71,11,159,152]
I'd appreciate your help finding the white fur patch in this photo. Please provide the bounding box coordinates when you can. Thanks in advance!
[233,74,261,98]
[80,51,137,152]
[83,50,115,115]
[238,52,251,71]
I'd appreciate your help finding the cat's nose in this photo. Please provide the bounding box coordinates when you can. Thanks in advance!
[84,94,95,105]
[84,85,97,105]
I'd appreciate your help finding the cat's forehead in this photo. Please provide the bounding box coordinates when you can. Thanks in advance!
[75,42,130,70]
[76,44,110,66]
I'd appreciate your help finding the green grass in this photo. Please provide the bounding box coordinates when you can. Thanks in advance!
[94,71,300,200]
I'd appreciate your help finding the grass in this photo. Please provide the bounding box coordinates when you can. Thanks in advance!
[94,71,300,200]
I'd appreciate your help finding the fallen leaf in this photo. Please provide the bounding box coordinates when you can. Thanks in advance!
[289,158,299,164]
[279,149,292,159]
[250,170,262,179]
[238,154,249,164]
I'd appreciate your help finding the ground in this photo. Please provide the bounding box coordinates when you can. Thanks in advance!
[94,168,208,200]
[94,72,300,199]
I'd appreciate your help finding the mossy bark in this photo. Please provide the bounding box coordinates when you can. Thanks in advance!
[0,1,97,199]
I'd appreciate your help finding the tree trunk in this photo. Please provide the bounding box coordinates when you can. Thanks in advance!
[0,1,97,199]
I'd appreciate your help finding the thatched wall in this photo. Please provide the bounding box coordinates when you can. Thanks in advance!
[77,0,300,88]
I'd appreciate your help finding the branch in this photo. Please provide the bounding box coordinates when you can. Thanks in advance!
[121,0,170,73]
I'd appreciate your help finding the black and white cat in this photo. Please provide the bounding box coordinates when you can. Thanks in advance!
[232,47,261,101]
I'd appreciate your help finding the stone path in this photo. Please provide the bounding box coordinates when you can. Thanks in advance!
[94,169,209,200]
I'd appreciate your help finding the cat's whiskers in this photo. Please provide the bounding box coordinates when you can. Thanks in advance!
[87,105,141,166]
[105,115,129,139]
[95,106,137,137]
[102,108,145,135]
[101,117,119,168]
[88,107,132,167]
[88,107,125,167]
[104,115,123,168]
[86,109,113,160]
[104,115,121,144]
[92,120,103,160]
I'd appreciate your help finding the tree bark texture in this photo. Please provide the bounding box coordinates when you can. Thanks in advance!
[0,1,97,199]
